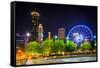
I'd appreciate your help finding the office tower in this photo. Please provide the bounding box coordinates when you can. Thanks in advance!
[58,28,65,39]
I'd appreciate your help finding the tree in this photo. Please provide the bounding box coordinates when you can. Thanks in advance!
[94,40,96,48]
[54,39,66,53]
[66,40,76,52]
[81,41,92,51]
[91,40,96,49]
[26,41,40,54]
[41,39,54,54]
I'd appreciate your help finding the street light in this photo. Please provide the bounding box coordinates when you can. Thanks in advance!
[26,32,30,37]
[54,35,58,39]
[66,36,69,40]
[93,35,96,39]
[25,32,31,42]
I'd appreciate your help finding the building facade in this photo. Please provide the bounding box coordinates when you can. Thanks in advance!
[58,28,65,39]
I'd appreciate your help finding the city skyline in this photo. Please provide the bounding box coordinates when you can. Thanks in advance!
[14,2,97,66]
[15,2,97,38]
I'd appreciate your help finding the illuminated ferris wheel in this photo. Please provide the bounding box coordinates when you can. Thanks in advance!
[67,25,93,44]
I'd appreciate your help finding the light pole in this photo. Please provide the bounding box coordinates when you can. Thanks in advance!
[26,32,31,42]
[24,32,31,47]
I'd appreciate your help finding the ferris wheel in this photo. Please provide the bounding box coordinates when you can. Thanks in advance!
[67,25,93,44]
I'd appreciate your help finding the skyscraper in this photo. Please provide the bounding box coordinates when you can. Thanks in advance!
[58,28,65,39]
[31,11,40,31]
[37,24,43,44]
[31,11,40,40]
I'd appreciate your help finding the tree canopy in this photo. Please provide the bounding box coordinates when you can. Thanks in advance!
[41,39,54,54]
[81,41,92,51]
[26,41,40,53]
[66,40,76,52]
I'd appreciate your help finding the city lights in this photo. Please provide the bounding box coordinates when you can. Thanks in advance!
[67,25,93,44]
[26,32,30,37]
[15,8,97,65]
[54,35,58,39]
[94,35,96,39]
[75,34,84,44]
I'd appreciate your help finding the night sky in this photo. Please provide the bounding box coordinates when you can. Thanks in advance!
[15,2,97,38]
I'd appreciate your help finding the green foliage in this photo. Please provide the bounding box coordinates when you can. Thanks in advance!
[41,39,54,54]
[26,41,40,53]
[94,40,96,47]
[53,40,66,52]
[81,41,92,51]
[66,40,76,52]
